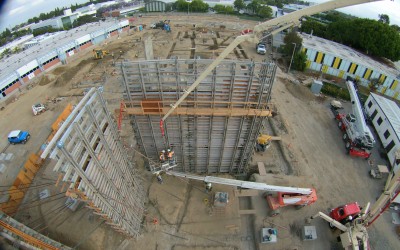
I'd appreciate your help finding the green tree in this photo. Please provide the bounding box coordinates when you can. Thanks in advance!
[293,51,307,71]
[175,0,189,12]
[257,5,272,19]
[190,0,209,12]
[378,14,390,24]
[234,0,245,10]
[2,28,11,38]
[283,30,302,56]
[300,19,326,37]
[73,15,99,27]
[247,0,260,14]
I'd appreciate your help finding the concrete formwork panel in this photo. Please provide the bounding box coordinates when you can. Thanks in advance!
[43,88,146,238]
[121,59,277,174]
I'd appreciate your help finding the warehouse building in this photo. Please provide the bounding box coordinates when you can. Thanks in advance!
[0,20,130,99]
[300,33,400,101]
[364,93,400,172]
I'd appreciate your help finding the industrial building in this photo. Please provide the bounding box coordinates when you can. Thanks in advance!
[30,9,80,33]
[300,33,400,101]
[364,93,400,172]
[145,1,167,12]
[0,19,130,99]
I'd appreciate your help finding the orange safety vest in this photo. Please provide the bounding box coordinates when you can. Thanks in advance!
[160,153,165,161]
[168,151,174,158]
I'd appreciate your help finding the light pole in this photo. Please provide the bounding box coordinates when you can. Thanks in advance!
[287,42,296,73]
[187,0,190,15]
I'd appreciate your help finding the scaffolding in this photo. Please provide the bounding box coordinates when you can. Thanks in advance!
[121,59,277,174]
[42,88,146,238]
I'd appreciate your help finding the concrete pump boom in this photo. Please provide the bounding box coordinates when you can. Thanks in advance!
[166,171,313,195]
[161,0,385,122]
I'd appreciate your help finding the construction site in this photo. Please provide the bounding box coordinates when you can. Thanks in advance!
[1,1,400,250]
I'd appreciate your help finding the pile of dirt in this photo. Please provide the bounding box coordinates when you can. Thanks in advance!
[55,59,93,86]
[52,66,67,75]
[38,74,56,86]
[281,78,316,103]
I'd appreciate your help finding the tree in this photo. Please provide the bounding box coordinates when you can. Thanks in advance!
[175,0,189,12]
[190,0,209,12]
[283,30,302,56]
[73,15,99,27]
[300,19,326,37]
[2,28,11,39]
[247,0,260,14]
[257,6,272,19]
[293,51,307,71]
[378,14,390,24]
[234,0,245,10]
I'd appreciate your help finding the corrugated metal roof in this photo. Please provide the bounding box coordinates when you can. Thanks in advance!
[300,34,400,79]
[0,20,122,79]
[371,93,400,139]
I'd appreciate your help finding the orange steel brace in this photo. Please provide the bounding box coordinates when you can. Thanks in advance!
[0,221,59,250]
[118,100,126,131]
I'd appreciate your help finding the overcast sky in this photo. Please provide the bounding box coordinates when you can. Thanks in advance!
[0,0,88,31]
[0,0,400,32]
[310,0,400,25]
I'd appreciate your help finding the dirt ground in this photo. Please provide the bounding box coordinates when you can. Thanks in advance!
[0,14,398,250]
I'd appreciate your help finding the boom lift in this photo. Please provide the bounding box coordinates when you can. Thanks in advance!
[158,168,317,216]
[335,80,375,158]
[310,149,400,250]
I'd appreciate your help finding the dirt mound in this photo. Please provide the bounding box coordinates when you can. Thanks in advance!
[38,74,56,86]
[282,80,316,103]
[55,59,94,86]
[52,66,67,75]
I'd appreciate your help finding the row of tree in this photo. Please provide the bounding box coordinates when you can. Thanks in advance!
[174,0,209,13]
[233,0,273,18]
[300,13,400,61]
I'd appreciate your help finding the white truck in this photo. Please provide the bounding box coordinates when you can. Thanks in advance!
[256,43,266,55]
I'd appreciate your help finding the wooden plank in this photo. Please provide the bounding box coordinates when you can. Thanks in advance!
[258,162,267,176]
[125,107,273,117]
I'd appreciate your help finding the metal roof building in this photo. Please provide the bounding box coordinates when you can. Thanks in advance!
[300,33,400,101]
[0,19,130,99]
[364,93,400,172]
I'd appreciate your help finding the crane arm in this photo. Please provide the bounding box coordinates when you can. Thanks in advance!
[161,0,385,121]
[346,81,375,143]
[310,212,348,231]
[166,171,313,195]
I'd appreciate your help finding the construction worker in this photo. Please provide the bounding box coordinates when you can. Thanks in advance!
[159,150,166,162]
[167,149,175,165]
[156,173,163,184]
[205,182,212,193]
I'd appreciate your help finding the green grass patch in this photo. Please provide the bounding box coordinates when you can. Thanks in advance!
[321,81,350,101]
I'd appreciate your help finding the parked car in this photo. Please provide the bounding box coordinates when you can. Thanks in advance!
[8,130,30,144]
[256,43,266,55]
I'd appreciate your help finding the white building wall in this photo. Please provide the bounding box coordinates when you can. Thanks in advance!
[364,94,400,172]
[16,60,39,76]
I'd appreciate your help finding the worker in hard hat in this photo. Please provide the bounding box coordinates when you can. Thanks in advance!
[205,182,212,193]
[167,148,175,165]
[159,150,166,162]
